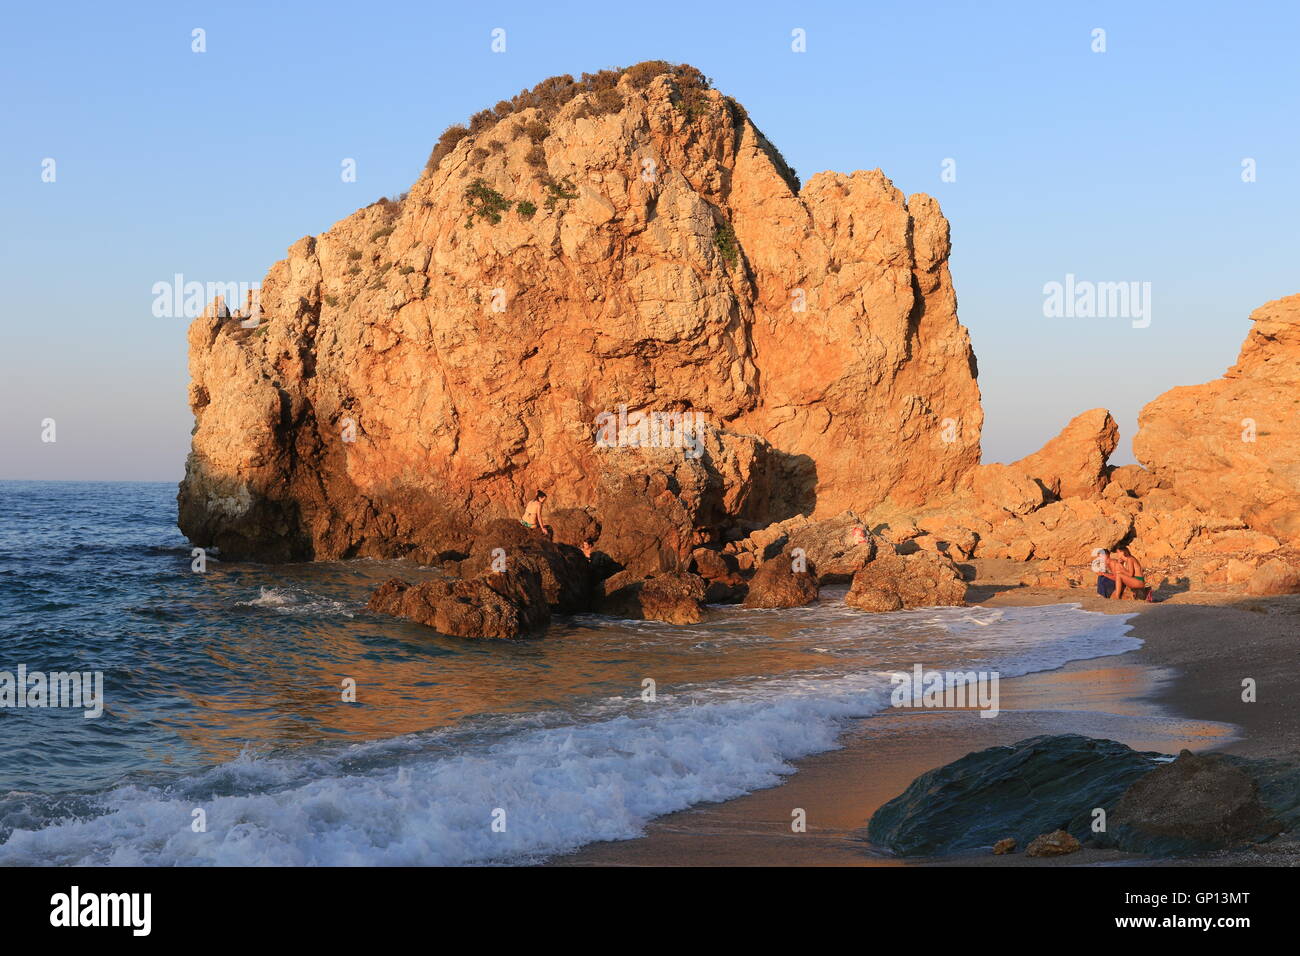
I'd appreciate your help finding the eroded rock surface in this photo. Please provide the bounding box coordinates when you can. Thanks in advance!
[179,63,982,564]
[1135,294,1300,541]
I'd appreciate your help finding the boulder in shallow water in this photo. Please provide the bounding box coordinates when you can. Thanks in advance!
[597,570,708,625]
[367,568,549,640]
[845,551,966,612]
[992,838,1016,855]
[458,518,593,612]
[865,735,1163,856]
[742,552,819,608]
[691,546,747,603]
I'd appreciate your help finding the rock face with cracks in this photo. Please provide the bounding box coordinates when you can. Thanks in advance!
[178,63,982,565]
[1135,294,1300,541]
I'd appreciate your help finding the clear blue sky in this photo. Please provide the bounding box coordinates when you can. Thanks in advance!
[3,0,1297,481]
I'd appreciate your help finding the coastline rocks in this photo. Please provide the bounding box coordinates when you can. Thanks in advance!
[845,551,966,612]
[1135,294,1300,540]
[690,547,747,603]
[547,507,601,548]
[968,463,1046,516]
[1011,408,1119,500]
[865,735,1163,856]
[1245,558,1300,596]
[1107,751,1285,855]
[457,518,594,611]
[782,512,880,583]
[727,511,880,583]
[178,63,984,564]
[1024,830,1082,858]
[991,838,1016,856]
[597,570,708,624]
[1014,497,1132,564]
[741,553,820,608]
[1106,463,1161,498]
[367,569,548,640]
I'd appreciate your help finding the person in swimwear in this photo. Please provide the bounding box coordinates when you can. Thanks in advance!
[1110,546,1148,600]
[520,490,546,531]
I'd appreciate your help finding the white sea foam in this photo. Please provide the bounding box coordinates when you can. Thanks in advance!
[0,604,1139,866]
[238,586,356,618]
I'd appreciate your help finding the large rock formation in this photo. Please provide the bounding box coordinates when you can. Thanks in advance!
[178,62,982,563]
[1135,294,1300,541]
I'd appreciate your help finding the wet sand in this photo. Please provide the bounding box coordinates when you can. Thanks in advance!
[552,585,1300,867]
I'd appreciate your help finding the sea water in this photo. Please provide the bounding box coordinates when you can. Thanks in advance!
[0,480,1139,865]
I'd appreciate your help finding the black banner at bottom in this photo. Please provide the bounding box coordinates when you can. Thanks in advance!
[0,864,1282,941]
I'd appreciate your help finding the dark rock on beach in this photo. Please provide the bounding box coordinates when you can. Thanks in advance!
[865,735,1164,856]
[868,734,1300,859]
[1105,750,1290,855]
[690,547,748,603]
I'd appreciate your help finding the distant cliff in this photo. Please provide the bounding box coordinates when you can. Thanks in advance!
[1135,294,1300,540]
[178,62,983,561]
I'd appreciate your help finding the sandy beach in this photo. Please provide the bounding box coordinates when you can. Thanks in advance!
[554,574,1300,866]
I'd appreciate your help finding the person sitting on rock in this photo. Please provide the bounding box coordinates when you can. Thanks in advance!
[520,490,546,531]
[1110,546,1149,601]
[581,537,596,559]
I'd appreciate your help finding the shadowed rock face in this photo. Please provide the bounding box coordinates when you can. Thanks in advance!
[866,735,1162,857]
[868,736,1300,859]
[1135,294,1300,541]
[1108,750,1285,856]
[178,64,982,563]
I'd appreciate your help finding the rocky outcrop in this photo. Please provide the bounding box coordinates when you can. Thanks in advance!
[1135,294,1300,541]
[723,511,880,584]
[178,62,982,563]
[597,569,708,624]
[1108,750,1286,856]
[741,553,819,608]
[845,551,967,611]
[966,463,1047,517]
[455,518,593,612]
[367,569,548,639]
[869,735,1300,859]
[865,735,1162,856]
[1245,558,1300,596]
[690,547,747,602]
[1012,408,1119,500]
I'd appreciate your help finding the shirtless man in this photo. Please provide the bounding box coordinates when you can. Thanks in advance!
[520,490,546,531]
[1109,546,1147,600]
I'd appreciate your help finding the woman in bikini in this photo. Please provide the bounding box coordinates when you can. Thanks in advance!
[520,490,546,531]
[1109,546,1147,600]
